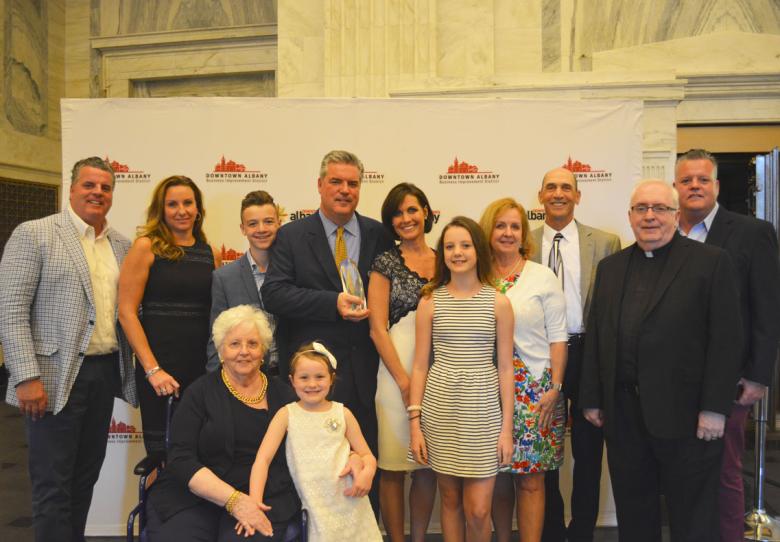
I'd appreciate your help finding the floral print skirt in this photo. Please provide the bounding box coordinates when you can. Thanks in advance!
[506,353,565,474]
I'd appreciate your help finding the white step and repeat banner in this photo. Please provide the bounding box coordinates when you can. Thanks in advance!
[61,97,642,535]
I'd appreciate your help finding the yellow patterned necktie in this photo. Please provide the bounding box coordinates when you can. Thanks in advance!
[334,226,347,269]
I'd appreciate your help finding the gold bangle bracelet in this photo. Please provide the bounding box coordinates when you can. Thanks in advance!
[225,489,241,514]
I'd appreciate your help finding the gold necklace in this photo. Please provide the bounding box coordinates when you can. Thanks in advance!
[221,368,268,404]
[497,257,524,280]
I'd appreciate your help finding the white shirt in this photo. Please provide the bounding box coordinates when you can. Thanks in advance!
[68,206,120,355]
[680,203,719,242]
[541,220,584,334]
[502,261,568,379]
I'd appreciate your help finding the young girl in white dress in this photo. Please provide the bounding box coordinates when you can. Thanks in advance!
[249,342,382,542]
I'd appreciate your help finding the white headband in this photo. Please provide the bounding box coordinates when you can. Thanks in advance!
[298,341,338,370]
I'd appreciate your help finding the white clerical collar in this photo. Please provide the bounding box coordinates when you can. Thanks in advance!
[67,205,110,240]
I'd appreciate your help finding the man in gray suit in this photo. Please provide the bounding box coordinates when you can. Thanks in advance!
[531,167,621,542]
[207,190,281,372]
[0,157,136,542]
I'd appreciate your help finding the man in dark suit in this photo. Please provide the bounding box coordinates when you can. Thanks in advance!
[528,167,620,542]
[0,157,136,542]
[580,179,743,542]
[674,149,780,542]
[262,150,393,506]
[207,190,281,372]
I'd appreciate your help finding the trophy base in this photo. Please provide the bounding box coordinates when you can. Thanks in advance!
[745,510,780,541]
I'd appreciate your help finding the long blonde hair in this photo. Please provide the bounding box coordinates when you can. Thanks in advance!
[136,175,208,260]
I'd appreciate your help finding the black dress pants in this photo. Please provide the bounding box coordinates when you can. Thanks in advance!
[606,387,723,542]
[543,335,604,542]
[25,353,119,542]
[146,499,289,542]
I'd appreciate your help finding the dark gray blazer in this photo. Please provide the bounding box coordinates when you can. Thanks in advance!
[207,252,264,371]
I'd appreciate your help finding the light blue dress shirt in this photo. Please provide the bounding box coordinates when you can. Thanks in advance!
[318,210,361,265]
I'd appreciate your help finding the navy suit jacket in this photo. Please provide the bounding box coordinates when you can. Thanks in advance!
[207,253,264,371]
[704,207,780,386]
[261,211,393,406]
[580,234,743,439]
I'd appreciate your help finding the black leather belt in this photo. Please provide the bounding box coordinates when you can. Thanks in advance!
[567,333,585,345]
[84,352,117,362]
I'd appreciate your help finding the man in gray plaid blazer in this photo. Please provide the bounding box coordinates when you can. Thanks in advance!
[0,156,136,542]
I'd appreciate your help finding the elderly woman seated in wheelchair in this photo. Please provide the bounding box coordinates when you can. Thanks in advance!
[143,305,320,541]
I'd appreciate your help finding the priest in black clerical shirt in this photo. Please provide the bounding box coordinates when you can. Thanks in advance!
[579,179,742,542]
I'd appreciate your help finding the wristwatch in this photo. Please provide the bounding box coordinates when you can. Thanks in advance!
[551,382,563,392]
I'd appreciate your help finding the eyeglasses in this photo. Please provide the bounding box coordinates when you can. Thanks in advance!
[630,204,677,215]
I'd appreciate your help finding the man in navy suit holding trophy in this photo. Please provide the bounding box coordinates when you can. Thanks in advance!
[262,150,393,509]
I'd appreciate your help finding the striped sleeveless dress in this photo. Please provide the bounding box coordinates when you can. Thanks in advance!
[420,284,501,478]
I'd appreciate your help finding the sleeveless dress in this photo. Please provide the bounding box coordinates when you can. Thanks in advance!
[419,284,501,478]
[285,402,382,542]
[495,262,567,474]
[136,239,214,453]
[372,247,430,471]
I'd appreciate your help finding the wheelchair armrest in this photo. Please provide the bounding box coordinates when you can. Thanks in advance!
[133,451,166,476]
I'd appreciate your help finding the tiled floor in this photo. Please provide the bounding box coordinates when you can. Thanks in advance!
[2,396,778,541]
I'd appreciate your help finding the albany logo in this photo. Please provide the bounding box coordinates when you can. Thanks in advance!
[439,157,500,184]
[289,208,317,221]
[108,416,143,443]
[527,208,546,222]
[206,156,269,183]
[105,156,151,183]
[431,210,442,225]
[562,156,612,183]
[362,170,385,184]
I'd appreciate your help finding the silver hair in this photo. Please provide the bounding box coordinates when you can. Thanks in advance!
[71,156,115,186]
[630,179,679,209]
[676,148,718,180]
[318,150,364,181]
[212,305,273,354]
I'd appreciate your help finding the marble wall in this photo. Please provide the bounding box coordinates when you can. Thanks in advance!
[277,0,780,182]
[0,0,63,185]
[3,0,279,186]
[3,1,779,188]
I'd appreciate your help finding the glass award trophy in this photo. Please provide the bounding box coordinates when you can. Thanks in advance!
[339,258,366,310]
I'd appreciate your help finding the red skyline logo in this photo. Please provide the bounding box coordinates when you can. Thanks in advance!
[108,416,143,443]
[561,156,612,182]
[106,157,130,173]
[109,417,140,434]
[207,156,268,182]
[220,245,245,264]
[103,156,151,182]
[562,156,594,173]
[439,157,499,184]
[214,156,247,172]
[447,157,491,174]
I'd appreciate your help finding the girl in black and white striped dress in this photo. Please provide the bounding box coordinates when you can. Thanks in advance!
[408,216,514,541]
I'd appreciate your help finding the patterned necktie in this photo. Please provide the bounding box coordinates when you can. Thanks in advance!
[549,232,564,291]
[334,226,347,269]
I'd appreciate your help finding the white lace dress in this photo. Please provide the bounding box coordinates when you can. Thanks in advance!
[285,401,382,542]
